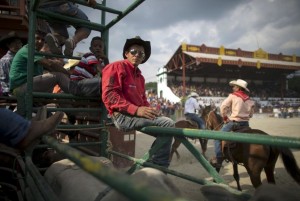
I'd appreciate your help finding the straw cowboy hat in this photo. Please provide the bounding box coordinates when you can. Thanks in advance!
[188,92,199,98]
[229,79,249,92]
[0,31,25,50]
[123,36,151,64]
[64,59,80,70]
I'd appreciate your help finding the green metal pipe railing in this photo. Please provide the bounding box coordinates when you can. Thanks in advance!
[109,150,215,185]
[70,0,122,15]
[45,107,102,113]
[32,92,101,100]
[141,127,300,149]
[36,141,102,149]
[36,10,105,32]
[104,0,145,30]
[57,124,103,130]
[42,135,189,201]
[26,0,37,119]
[25,156,60,201]
[107,150,251,201]
[179,137,224,183]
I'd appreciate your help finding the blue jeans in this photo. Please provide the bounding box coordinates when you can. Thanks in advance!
[214,121,249,158]
[112,113,174,167]
[69,77,101,96]
[39,2,91,38]
[185,113,205,129]
[0,109,30,147]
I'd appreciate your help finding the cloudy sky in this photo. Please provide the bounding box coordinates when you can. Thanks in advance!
[76,0,300,82]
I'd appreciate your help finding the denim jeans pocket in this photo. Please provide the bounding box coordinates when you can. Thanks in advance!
[59,2,78,16]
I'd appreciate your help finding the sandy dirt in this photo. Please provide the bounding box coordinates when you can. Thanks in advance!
[134,115,300,200]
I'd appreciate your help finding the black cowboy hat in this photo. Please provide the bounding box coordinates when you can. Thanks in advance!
[0,31,26,50]
[123,36,151,64]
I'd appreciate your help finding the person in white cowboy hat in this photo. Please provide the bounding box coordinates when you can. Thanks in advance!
[0,31,25,96]
[210,79,255,171]
[102,36,174,168]
[184,92,206,130]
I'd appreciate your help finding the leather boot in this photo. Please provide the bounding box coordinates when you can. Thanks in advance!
[209,157,224,172]
[215,157,224,172]
[17,112,64,150]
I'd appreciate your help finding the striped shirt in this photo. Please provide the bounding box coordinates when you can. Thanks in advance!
[70,52,101,81]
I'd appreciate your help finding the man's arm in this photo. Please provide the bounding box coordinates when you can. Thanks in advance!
[87,0,97,7]
[38,58,70,75]
[220,95,232,122]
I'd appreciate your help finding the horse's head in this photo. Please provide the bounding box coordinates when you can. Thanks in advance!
[205,109,223,131]
[202,105,212,117]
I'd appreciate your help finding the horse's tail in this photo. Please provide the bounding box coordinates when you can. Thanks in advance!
[280,148,300,184]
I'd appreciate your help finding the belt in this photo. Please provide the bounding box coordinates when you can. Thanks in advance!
[232,120,248,123]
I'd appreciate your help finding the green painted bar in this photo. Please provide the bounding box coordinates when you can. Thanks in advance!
[57,124,103,130]
[36,141,102,149]
[46,107,102,113]
[25,1,37,119]
[105,0,145,30]
[36,10,105,32]
[30,0,41,11]
[180,137,224,183]
[25,156,60,201]
[108,150,252,200]
[109,150,211,184]
[71,0,122,15]
[32,91,100,100]
[141,127,300,149]
[42,136,189,201]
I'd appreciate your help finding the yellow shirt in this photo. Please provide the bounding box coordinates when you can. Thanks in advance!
[220,94,255,121]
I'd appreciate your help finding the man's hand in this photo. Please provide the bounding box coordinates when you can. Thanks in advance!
[87,0,97,7]
[223,116,229,123]
[136,106,160,120]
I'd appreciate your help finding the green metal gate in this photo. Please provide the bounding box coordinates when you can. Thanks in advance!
[4,1,300,201]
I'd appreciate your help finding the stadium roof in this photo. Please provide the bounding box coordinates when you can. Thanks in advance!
[164,43,300,80]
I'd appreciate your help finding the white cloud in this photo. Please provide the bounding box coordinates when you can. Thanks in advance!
[75,0,300,82]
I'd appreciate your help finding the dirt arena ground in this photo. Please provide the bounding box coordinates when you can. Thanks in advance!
[135,115,300,200]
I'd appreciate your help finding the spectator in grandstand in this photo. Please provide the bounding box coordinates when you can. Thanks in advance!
[102,36,174,167]
[184,92,205,129]
[0,31,24,96]
[0,109,63,150]
[39,0,97,56]
[210,79,255,171]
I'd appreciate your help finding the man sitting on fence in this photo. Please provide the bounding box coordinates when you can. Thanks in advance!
[102,36,174,167]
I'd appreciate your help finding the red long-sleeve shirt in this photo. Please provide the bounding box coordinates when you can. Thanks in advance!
[101,59,150,115]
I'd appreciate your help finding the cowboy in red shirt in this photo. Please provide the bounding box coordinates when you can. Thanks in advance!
[102,36,174,167]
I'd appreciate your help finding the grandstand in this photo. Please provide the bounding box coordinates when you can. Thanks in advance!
[157,43,300,110]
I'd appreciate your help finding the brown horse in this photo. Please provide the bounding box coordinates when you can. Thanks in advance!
[205,106,300,190]
[170,118,208,161]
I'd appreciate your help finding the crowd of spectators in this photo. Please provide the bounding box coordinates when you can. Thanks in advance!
[146,82,300,119]
[169,81,300,99]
